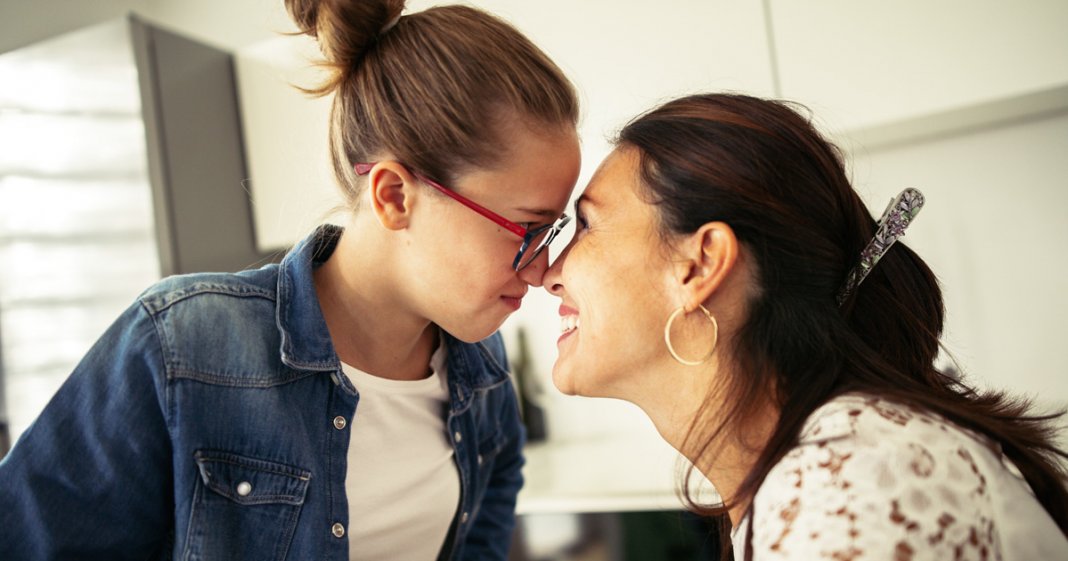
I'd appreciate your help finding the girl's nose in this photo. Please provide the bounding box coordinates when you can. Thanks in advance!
[517,249,551,287]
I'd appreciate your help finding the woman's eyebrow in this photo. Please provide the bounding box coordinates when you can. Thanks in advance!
[575,192,597,213]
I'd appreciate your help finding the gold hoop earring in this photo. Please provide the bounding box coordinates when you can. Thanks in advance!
[664,305,719,366]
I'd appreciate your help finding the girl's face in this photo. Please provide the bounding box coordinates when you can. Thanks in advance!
[403,122,581,342]
[543,147,682,398]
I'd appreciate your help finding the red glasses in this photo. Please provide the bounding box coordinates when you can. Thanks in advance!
[355,162,570,271]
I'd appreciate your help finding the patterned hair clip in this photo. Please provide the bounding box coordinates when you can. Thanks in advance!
[836,188,925,305]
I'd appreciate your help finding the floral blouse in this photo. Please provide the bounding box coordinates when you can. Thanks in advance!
[732,394,1068,560]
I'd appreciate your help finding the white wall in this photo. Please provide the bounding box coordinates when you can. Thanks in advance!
[235,35,339,251]
[849,112,1068,408]
[771,0,1068,131]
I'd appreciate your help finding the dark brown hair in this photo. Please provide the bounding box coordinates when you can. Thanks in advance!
[285,0,579,206]
[617,93,1068,552]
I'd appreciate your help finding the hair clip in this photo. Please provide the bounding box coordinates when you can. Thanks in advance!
[836,188,925,305]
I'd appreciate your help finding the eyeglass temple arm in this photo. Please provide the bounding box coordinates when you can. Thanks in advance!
[415,174,529,238]
[355,163,528,238]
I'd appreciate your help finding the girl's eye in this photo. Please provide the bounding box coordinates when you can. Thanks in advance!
[518,222,537,230]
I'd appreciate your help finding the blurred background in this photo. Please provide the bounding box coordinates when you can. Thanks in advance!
[1,1,1066,559]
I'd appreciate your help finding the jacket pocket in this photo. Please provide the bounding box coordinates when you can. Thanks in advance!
[184,451,311,561]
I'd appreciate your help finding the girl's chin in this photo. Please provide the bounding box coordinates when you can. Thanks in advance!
[439,314,505,343]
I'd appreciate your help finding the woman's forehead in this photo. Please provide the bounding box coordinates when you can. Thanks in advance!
[583,148,641,207]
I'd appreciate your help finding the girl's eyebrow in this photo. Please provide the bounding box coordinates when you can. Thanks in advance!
[513,207,560,219]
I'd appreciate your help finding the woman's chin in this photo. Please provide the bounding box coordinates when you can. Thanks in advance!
[550,363,580,396]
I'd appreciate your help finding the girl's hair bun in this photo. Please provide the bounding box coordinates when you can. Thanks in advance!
[284,0,405,93]
[283,1,579,214]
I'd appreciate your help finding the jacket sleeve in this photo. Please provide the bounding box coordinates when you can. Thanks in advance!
[458,333,526,560]
[0,301,174,560]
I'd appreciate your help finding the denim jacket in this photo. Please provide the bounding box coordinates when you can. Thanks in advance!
[0,225,525,560]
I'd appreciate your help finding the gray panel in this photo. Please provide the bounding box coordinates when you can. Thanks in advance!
[130,15,271,275]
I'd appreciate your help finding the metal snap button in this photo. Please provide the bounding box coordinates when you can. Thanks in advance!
[333,415,347,430]
[236,481,252,496]
[332,522,345,538]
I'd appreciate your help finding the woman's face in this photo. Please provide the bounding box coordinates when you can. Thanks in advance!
[543,147,681,398]
[404,121,581,342]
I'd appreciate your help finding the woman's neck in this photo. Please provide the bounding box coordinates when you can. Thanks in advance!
[638,364,778,527]
[312,222,439,381]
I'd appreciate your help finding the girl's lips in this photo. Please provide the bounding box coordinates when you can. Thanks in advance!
[501,296,523,310]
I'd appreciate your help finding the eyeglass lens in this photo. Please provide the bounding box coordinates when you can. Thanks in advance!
[515,215,571,271]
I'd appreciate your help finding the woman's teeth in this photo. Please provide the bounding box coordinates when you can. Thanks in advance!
[560,315,580,334]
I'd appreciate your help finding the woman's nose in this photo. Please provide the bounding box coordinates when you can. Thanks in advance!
[542,245,569,296]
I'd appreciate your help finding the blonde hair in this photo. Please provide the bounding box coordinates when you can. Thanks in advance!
[285,0,580,207]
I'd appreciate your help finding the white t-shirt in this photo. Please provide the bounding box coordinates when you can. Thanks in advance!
[733,393,1068,560]
[340,342,460,561]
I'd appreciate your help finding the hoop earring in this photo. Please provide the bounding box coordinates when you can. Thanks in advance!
[664,305,719,366]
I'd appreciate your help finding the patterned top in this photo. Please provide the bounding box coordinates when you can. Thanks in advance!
[732,394,1068,560]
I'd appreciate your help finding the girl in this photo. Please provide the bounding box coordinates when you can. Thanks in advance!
[0,1,581,559]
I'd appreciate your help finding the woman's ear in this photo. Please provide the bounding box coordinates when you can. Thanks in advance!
[367,161,417,230]
[675,221,739,310]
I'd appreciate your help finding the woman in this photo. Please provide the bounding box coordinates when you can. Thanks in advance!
[0,1,580,559]
[544,93,1068,559]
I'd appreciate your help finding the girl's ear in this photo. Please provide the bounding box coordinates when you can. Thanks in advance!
[367,161,418,230]
[674,221,739,311]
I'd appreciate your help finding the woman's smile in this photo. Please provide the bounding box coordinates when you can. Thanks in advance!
[557,304,580,344]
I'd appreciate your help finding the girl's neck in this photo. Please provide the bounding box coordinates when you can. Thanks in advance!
[313,224,439,381]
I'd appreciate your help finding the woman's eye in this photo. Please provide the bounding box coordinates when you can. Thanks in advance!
[575,213,589,230]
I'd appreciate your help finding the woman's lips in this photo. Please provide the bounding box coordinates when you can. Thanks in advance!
[558,304,579,343]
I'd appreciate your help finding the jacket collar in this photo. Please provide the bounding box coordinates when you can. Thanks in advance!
[441,331,511,412]
[276,224,343,372]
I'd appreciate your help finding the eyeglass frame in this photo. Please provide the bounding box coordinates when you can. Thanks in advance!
[354,162,571,271]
